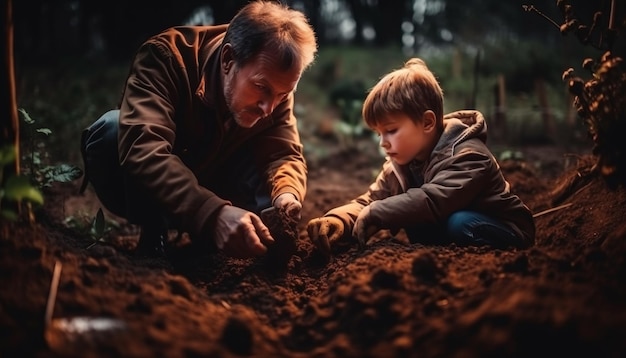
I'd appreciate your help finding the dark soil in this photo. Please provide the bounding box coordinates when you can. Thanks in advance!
[2,142,626,358]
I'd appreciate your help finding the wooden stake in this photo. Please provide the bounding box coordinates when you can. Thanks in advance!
[45,261,62,326]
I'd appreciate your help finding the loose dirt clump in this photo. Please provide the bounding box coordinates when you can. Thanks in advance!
[262,207,300,271]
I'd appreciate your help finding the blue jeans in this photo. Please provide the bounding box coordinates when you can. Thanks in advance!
[80,110,271,228]
[406,211,524,249]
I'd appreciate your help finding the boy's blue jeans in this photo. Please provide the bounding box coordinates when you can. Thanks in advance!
[80,109,271,229]
[406,211,525,249]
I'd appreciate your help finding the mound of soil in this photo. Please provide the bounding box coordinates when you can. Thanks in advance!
[1,144,626,357]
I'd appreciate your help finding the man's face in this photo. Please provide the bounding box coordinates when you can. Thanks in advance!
[222,48,302,128]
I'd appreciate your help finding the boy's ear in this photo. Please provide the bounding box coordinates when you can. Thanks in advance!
[422,110,437,132]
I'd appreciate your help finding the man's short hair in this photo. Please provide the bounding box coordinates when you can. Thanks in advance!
[224,1,318,71]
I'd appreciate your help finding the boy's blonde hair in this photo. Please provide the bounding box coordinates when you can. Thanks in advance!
[362,58,444,130]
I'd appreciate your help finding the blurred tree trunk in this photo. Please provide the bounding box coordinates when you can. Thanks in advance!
[208,1,247,24]
[345,0,406,46]
[345,0,366,44]
[493,75,507,141]
[535,78,555,141]
[2,0,18,163]
[297,0,324,45]
[1,0,20,213]
[372,1,405,46]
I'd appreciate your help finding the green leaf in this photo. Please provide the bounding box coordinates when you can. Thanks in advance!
[18,108,35,125]
[499,150,524,161]
[1,209,19,221]
[0,145,16,166]
[36,128,52,136]
[3,175,44,205]
[92,208,106,237]
[41,164,83,185]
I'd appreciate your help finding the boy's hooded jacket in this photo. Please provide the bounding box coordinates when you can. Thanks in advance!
[325,110,535,247]
[117,26,307,240]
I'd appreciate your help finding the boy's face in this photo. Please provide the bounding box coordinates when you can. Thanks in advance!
[371,111,436,165]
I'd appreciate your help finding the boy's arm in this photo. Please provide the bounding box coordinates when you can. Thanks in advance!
[307,165,399,253]
[325,166,398,231]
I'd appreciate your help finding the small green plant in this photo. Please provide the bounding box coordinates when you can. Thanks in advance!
[19,109,83,188]
[18,109,113,245]
[64,208,116,249]
[1,109,84,221]
[328,79,370,147]
[334,98,367,143]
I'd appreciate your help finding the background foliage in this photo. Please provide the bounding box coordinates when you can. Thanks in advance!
[14,0,622,167]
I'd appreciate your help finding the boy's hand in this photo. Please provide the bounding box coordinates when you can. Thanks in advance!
[353,205,382,249]
[306,216,344,256]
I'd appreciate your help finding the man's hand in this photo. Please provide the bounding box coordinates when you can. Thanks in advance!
[214,205,275,258]
[306,216,344,256]
[353,204,382,249]
[274,193,302,221]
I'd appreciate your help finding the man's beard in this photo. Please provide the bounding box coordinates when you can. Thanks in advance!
[224,91,263,128]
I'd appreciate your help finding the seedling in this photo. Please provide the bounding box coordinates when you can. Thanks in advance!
[64,208,117,249]
[19,109,83,189]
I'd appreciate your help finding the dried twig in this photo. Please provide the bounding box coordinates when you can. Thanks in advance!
[533,203,573,218]
[522,5,560,29]
[45,261,62,326]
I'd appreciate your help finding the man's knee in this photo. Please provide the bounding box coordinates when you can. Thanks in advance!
[82,110,120,175]
[82,110,119,152]
[81,110,126,216]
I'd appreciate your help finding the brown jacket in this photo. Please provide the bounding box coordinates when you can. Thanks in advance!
[326,110,535,247]
[117,26,307,239]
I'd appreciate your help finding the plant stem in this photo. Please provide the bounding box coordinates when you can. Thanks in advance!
[522,4,560,29]
[44,260,62,326]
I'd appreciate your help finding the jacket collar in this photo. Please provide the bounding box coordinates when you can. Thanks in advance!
[195,34,232,125]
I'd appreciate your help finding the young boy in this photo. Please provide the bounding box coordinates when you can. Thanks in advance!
[306,58,535,255]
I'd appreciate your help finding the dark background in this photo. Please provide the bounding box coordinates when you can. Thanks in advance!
[13,0,615,64]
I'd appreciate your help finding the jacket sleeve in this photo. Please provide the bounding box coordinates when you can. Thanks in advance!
[252,95,307,203]
[324,162,399,234]
[118,39,229,239]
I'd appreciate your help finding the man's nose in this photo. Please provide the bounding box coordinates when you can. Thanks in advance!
[258,97,279,116]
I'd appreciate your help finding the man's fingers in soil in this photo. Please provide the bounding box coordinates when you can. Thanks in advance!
[231,218,269,257]
[246,231,268,256]
[251,214,275,246]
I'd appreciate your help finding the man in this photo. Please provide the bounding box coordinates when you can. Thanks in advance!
[80,1,318,259]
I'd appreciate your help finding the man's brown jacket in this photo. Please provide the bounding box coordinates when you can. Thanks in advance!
[117,25,307,240]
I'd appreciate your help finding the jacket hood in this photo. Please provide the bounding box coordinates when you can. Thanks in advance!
[434,110,487,157]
